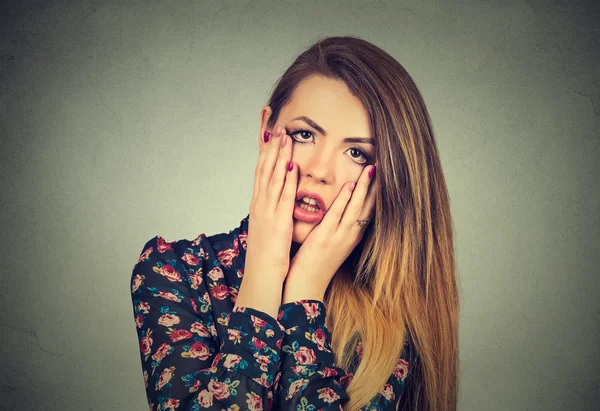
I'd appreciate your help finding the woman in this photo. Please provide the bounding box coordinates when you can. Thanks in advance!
[131,36,459,411]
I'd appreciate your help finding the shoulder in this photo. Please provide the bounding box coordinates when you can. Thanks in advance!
[135,234,206,268]
[131,214,250,287]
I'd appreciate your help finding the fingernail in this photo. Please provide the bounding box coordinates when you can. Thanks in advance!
[287,161,293,171]
[348,182,356,191]
[276,125,283,137]
[264,130,270,142]
[369,165,376,178]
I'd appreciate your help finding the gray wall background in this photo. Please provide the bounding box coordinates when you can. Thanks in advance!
[1,0,598,410]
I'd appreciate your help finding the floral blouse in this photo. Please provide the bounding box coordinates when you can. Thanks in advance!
[130,214,414,410]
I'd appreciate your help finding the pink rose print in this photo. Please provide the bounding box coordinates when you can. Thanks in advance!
[191,321,211,337]
[191,234,204,247]
[393,358,409,381]
[161,397,180,410]
[236,268,244,278]
[158,291,182,302]
[247,391,263,411]
[227,328,242,344]
[238,232,247,250]
[158,313,180,327]
[286,378,306,400]
[182,252,200,266]
[265,393,273,411]
[157,264,182,282]
[251,336,267,350]
[197,389,214,408]
[207,380,231,401]
[192,379,201,392]
[222,353,242,368]
[211,353,222,368]
[216,248,235,267]
[211,284,229,301]
[140,329,153,356]
[138,247,153,262]
[255,354,271,372]
[301,302,321,322]
[135,314,144,328]
[381,383,395,401]
[229,286,238,302]
[151,343,172,362]
[294,346,317,365]
[156,236,174,253]
[322,366,339,378]
[137,301,150,314]
[291,365,308,375]
[233,237,240,256]
[318,387,341,403]
[251,315,267,329]
[187,341,211,360]
[188,272,203,290]
[207,266,224,281]
[131,274,144,292]
[155,366,175,391]
[273,369,282,391]
[312,328,327,351]
[169,329,192,342]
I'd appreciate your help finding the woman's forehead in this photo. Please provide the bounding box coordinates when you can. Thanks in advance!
[280,76,371,137]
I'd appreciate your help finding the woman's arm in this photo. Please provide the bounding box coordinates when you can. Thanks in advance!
[271,300,350,409]
[130,236,286,410]
[272,300,412,410]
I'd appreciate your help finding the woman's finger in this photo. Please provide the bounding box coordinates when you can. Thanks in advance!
[279,155,297,217]
[319,180,355,233]
[270,133,293,214]
[258,125,283,211]
[251,129,271,206]
[340,165,376,230]
[354,172,377,232]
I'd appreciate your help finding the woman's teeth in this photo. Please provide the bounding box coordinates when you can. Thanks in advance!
[298,201,320,212]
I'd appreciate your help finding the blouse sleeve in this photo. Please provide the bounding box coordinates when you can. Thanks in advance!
[130,236,287,411]
[272,300,413,410]
[272,300,350,410]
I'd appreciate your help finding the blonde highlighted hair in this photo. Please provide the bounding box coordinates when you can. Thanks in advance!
[266,36,459,411]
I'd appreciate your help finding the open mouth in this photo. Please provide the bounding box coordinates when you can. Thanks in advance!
[296,199,321,213]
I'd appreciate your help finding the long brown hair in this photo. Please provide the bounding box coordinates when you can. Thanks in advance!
[265,36,459,411]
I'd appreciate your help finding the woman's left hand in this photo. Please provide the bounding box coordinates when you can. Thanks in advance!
[282,164,377,304]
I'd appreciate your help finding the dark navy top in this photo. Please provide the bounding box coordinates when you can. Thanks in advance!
[130,214,413,410]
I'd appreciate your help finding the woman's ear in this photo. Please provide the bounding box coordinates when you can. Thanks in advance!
[259,105,272,152]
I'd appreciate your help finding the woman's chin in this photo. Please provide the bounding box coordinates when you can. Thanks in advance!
[292,219,316,243]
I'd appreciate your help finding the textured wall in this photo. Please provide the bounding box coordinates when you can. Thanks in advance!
[1,0,598,410]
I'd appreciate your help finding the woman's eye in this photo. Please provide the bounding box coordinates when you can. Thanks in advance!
[289,129,371,165]
[348,147,369,164]
[289,129,313,141]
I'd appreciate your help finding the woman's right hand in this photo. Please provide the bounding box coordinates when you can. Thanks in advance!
[234,123,297,318]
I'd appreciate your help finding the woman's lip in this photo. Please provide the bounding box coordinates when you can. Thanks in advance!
[293,201,325,224]
[296,189,327,212]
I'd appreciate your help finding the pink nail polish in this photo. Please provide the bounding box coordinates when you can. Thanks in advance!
[369,165,376,178]
[264,130,270,142]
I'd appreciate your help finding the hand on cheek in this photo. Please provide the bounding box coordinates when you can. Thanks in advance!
[282,164,377,304]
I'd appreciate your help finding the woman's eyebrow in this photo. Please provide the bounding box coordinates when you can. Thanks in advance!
[291,116,376,146]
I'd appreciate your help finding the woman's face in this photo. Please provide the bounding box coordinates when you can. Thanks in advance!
[260,74,375,244]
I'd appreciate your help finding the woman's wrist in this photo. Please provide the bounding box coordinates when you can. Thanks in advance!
[234,276,284,320]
